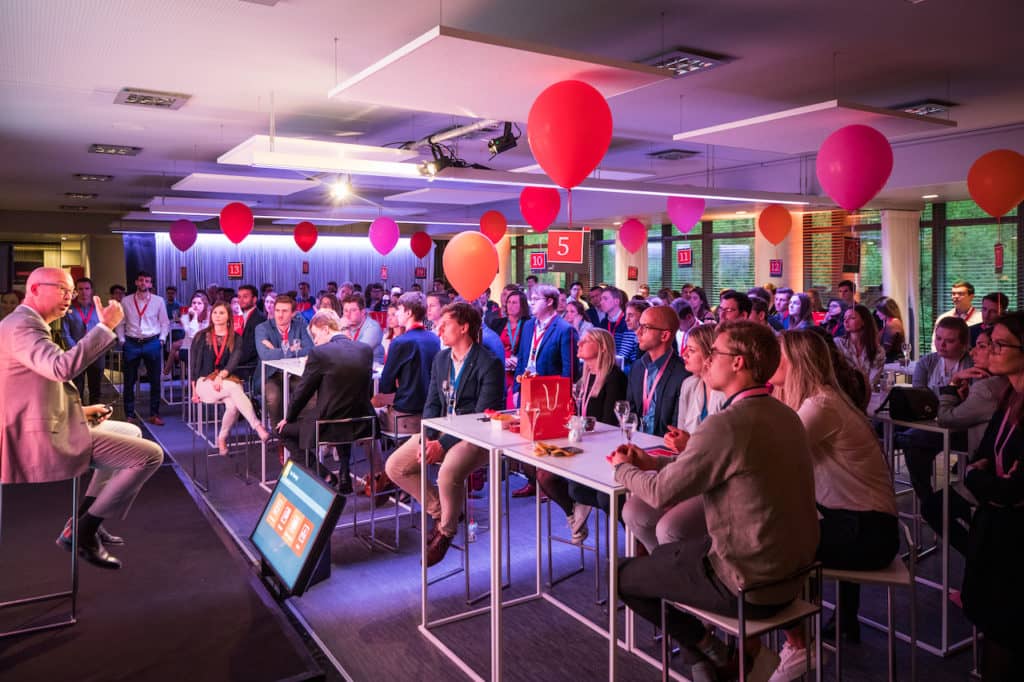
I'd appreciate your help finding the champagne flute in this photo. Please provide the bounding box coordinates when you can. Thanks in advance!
[614,400,631,438]
[900,340,912,367]
[571,379,587,417]
[526,402,542,446]
[290,339,301,355]
[281,341,291,358]
[441,379,453,420]
[622,413,638,446]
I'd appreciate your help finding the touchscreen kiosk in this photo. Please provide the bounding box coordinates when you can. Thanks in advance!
[251,460,343,597]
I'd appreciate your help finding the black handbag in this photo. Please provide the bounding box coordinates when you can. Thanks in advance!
[874,386,939,421]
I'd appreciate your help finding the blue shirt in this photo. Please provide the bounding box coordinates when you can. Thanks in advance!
[640,352,669,434]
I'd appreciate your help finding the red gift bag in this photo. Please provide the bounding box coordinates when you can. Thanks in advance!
[519,375,573,441]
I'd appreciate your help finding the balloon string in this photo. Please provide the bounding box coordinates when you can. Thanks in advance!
[568,188,573,228]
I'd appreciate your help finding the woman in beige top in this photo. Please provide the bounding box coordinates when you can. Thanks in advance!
[767,330,899,681]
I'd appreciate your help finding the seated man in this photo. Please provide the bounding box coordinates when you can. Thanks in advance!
[255,294,314,428]
[341,293,384,364]
[1,267,164,570]
[371,292,440,434]
[385,302,504,566]
[275,309,375,491]
[613,321,819,680]
[626,305,689,438]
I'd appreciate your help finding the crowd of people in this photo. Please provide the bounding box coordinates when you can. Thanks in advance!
[2,268,1021,681]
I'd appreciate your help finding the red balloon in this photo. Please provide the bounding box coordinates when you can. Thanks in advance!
[293,221,318,252]
[169,219,197,252]
[519,187,560,232]
[410,231,433,259]
[967,149,1024,218]
[619,218,646,254]
[219,202,253,244]
[527,80,613,189]
[815,125,893,211]
[443,232,498,301]
[758,204,792,245]
[479,210,507,244]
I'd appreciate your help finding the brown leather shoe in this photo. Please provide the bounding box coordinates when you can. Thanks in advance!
[426,531,454,567]
[147,415,165,426]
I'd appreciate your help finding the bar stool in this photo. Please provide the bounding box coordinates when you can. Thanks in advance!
[823,522,917,682]
[543,499,606,604]
[660,562,823,682]
[0,477,80,639]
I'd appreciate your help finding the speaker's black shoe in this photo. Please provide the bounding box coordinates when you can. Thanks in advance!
[57,529,122,570]
[60,518,125,546]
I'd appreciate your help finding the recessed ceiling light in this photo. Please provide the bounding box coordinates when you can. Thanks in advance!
[64,192,97,200]
[114,87,191,110]
[613,221,623,226]
[330,178,353,200]
[333,131,365,137]
[735,210,748,215]
[922,193,939,199]
[641,47,730,78]
[89,144,142,156]
[74,173,113,182]
[60,205,89,211]
[894,99,957,117]
[60,236,68,241]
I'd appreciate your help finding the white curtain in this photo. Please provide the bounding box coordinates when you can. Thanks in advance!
[881,210,921,357]
[155,233,433,297]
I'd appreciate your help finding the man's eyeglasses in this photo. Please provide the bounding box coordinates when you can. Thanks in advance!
[709,347,741,358]
[38,282,75,297]
[637,323,670,334]
[990,340,1024,354]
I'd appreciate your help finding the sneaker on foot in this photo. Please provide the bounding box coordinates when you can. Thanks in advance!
[569,503,592,545]
[768,641,818,682]
[689,660,718,682]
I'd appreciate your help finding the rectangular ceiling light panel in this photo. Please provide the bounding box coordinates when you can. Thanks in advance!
[172,172,320,196]
[384,187,519,205]
[218,135,422,178]
[327,25,668,122]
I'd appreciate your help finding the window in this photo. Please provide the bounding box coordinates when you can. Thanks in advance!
[802,210,882,308]
[711,238,754,294]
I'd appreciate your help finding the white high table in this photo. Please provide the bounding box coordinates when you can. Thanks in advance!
[419,413,661,681]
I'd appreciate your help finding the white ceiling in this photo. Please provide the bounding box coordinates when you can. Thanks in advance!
[1,0,1023,240]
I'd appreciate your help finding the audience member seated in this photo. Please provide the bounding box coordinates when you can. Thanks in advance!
[191,303,269,454]
[536,329,627,544]
[490,289,528,408]
[0,288,24,320]
[341,293,384,365]
[671,299,699,348]
[614,321,819,681]
[425,291,448,341]
[563,299,593,337]
[783,292,814,330]
[716,290,751,322]
[584,285,605,327]
[768,330,898,678]
[303,293,341,323]
[626,305,689,437]
[961,311,1024,681]
[870,297,906,363]
[235,284,266,380]
[599,286,639,372]
[970,291,1009,347]
[905,317,973,499]
[163,291,209,376]
[834,304,885,389]
[769,287,793,331]
[381,300,405,356]
[275,309,375,491]
[623,324,724,553]
[819,298,849,337]
[372,292,440,436]
[686,286,716,325]
[749,297,771,327]
[385,303,504,566]
[255,294,313,429]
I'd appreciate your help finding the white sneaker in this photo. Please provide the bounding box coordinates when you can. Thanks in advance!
[569,503,592,545]
[767,641,819,682]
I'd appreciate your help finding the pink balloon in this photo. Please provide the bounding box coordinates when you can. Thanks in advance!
[368,216,399,256]
[169,219,197,251]
[666,197,705,234]
[816,124,893,211]
[619,218,646,254]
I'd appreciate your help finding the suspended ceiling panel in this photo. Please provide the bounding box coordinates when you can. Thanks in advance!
[218,135,422,177]
[172,172,320,196]
[672,99,957,154]
[328,25,669,121]
[384,187,519,205]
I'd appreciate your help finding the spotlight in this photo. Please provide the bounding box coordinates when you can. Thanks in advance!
[418,144,456,177]
[330,177,352,200]
[487,122,518,157]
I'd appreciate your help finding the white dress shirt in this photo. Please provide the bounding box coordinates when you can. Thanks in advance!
[118,292,170,343]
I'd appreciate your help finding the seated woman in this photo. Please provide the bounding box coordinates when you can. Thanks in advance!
[303,293,341,323]
[190,302,270,455]
[623,324,725,552]
[834,304,885,389]
[535,329,626,544]
[783,292,815,330]
[819,298,849,337]
[563,299,594,337]
[962,312,1024,681]
[768,330,898,679]
[875,296,907,363]
[687,286,717,324]
[163,291,209,376]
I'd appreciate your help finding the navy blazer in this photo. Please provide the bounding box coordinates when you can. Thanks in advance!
[626,351,690,437]
[424,344,504,450]
[512,315,578,390]
[378,327,440,414]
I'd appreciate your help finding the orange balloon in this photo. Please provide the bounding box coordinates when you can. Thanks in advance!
[967,149,1024,218]
[443,231,499,301]
[758,204,792,245]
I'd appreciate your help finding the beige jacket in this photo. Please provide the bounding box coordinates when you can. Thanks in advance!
[0,304,115,484]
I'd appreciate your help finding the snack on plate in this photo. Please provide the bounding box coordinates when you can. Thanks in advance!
[532,442,582,457]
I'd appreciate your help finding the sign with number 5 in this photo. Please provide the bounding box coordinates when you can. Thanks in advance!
[546,230,584,263]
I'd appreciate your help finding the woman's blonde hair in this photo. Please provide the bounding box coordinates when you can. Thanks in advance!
[686,324,717,358]
[580,328,616,395]
[776,330,852,411]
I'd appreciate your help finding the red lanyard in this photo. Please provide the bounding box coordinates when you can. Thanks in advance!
[351,323,362,343]
[279,326,289,344]
[505,319,521,351]
[641,358,670,416]
[606,313,620,334]
[408,323,424,331]
[994,407,1018,477]
[74,303,95,327]
[133,294,150,320]
[212,333,228,367]
[958,307,976,321]
[529,318,549,365]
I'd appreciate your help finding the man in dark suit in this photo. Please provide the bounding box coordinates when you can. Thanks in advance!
[62,276,105,404]
[0,267,164,569]
[513,283,578,385]
[235,284,265,379]
[626,305,690,437]
[275,309,375,492]
[385,302,504,566]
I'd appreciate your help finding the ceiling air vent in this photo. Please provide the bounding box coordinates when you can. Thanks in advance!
[893,99,958,117]
[647,148,700,161]
[60,205,89,211]
[114,87,191,110]
[89,144,142,156]
[73,173,113,182]
[64,192,97,200]
[641,48,730,78]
